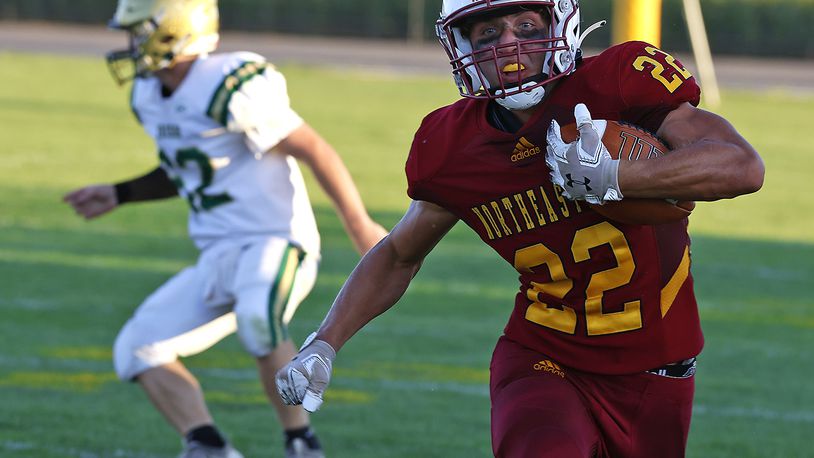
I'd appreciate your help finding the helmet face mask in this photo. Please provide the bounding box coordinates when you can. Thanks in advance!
[105,0,219,85]
[437,0,582,110]
[106,19,168,84]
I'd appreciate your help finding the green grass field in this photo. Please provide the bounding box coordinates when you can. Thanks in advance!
[1,51,812,457]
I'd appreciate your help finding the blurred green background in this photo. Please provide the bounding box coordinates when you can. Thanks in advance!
[2,0,814,57]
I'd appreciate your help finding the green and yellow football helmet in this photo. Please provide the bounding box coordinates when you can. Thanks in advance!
[106,0,219,85]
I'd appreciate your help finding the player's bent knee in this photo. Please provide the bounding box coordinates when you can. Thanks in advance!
[234,308,289,356]
[491,375,599,458]
[493,404,596,458]
[112,321,175,381]
[233,279,295,356]
[494,424,594,458]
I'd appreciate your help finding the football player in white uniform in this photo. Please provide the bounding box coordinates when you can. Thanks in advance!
[62,1,386,457]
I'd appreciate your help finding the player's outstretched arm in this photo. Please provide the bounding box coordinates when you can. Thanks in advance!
[619,102,764,201]
[276,200,458,411]
[277,123,388,256]
[63,167,178,220]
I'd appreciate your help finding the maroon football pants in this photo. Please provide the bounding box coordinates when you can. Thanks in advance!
[490,336,694,458]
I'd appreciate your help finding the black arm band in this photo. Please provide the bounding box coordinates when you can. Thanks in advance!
[114,182,132,204]
[113,167,177,204]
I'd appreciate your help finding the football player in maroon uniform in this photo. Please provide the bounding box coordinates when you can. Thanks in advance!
[276,1,764,457]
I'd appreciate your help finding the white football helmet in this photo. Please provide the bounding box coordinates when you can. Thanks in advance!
[106,0,220,85]
[437,0,602,110]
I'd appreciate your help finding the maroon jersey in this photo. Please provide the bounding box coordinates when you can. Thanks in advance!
[406,42,703,375]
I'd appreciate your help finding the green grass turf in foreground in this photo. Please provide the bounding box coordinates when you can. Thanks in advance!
[0,52,812,457]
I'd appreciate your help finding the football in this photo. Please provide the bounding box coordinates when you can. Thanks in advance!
[558,120,695,225]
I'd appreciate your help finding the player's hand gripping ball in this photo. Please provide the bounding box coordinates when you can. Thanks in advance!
[547,104,624,205]
[548,105,694,225]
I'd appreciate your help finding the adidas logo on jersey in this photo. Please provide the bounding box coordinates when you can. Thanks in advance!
[511,137,541,162]
[533,359,565,378]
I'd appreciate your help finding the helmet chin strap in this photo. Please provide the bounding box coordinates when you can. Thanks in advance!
[494,81,546,111]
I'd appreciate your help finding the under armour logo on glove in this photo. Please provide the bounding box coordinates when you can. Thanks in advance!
[545,104,623,205]
[565,174,592,192]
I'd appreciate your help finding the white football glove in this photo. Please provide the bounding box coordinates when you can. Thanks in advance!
[545,104,623,205]
[275,332,336,412]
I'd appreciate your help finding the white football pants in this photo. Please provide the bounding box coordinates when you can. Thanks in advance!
[113,236,318,381]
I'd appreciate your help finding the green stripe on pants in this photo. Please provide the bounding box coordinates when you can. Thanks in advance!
[268,244,304,348]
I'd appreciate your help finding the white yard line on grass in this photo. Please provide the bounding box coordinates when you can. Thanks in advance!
[693,405,814,423]
[197,367,814,424]
[2,441,164,458]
